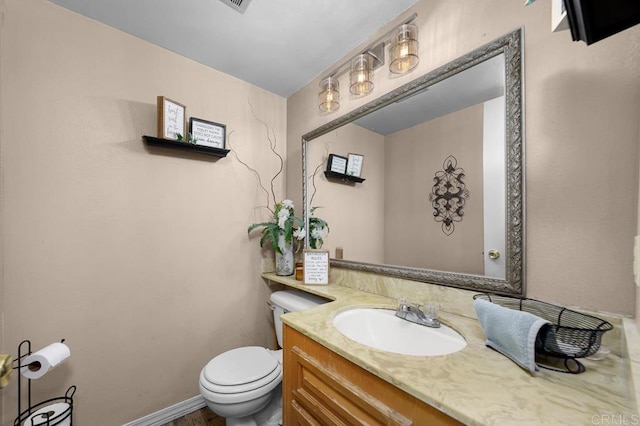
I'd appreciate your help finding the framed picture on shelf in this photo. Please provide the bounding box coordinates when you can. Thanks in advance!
[189,118,226,149]
[157,96,186,140]
[303,249,330,285]
[327,154,348,174]
[346,153,364,177]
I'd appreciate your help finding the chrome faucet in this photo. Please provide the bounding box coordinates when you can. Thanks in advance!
[395,299,441,328]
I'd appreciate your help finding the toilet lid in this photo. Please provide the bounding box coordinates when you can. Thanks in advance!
[203,346,279,388]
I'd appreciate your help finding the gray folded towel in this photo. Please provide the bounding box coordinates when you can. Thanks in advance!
[474,298,550,374]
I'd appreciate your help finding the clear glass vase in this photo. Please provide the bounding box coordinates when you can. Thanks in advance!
[275,230,294,276]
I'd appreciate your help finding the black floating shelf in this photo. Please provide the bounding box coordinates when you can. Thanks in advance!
[324,170,365,183]
[143,135,230,158]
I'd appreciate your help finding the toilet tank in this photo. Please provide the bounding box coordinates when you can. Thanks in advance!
[270,290,328,348]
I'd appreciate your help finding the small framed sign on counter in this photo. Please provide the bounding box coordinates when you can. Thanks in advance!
[303,249,330,285]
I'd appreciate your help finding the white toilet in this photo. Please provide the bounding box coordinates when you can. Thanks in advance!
[199,289,327,426]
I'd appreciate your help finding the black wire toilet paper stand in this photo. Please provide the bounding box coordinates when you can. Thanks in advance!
[12,339,76,426]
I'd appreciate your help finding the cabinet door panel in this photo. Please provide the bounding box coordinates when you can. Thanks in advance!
[290,399,322,426]
[283,325,462,426]
[292,346,412,426]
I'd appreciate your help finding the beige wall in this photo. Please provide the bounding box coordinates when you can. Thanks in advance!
[384,104,484,273]
[0,0,286,424]
[637,109,640,326]
[287,0,640,315]
[306,124,385,262]
[306,103,484,273]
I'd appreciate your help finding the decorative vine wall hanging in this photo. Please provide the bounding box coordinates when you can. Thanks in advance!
[428,155,470,236]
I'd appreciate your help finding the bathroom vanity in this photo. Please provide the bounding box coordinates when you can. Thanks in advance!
[284,324,459,425]
[264,272,639,425]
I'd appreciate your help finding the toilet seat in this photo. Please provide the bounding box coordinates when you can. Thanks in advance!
[199,291,326,422]
[200,346,281,395]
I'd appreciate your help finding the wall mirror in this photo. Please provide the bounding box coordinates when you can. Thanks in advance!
[302,28,524,295]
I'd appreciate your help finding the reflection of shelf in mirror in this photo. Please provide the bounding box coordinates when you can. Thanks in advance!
[324,171,365,184]
[143,136,230,158]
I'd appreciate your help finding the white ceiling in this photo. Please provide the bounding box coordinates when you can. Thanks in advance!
[49,0,420,97]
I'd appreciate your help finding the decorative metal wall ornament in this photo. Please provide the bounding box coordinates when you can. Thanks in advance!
[428,155,470,236]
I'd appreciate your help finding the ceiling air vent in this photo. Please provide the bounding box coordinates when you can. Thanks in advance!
[218,0,252,14]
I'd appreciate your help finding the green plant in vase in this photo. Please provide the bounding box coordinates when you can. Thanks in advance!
[248,199,304,275]
[308,207,330,249]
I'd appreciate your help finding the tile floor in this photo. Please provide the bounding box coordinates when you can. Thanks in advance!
[160,408,225,426]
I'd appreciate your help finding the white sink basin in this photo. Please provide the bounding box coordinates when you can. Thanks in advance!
[332,308,466,356]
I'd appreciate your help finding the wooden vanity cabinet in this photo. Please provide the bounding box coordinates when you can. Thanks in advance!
[283,325,462,426]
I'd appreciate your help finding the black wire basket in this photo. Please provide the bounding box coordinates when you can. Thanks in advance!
[474,293,613,373]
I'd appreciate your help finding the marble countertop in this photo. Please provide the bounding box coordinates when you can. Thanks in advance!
[263,273,638,425]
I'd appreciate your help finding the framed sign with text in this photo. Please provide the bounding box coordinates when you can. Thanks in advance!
[157,96,186,140]
[346,153,365,177]
[327,154,348,174]
[303,249,330,285]
[189,117,226,149]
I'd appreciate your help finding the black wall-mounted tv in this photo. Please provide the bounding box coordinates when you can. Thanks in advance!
[563,0,640,45]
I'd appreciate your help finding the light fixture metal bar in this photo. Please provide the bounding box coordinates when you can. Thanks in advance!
[367,42,385,70]
[320,13,417,81]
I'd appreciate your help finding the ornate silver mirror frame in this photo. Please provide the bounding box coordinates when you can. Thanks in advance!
[302,28,525,295]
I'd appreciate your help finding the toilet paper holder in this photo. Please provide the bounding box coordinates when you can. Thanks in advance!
[12,339,76,426]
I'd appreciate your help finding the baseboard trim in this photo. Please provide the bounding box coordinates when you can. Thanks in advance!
[122,395,206,426]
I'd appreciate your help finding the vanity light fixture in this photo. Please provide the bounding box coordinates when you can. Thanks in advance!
[389,23,419,74]
[318,76,340,113]
[317,13,418,113]
[349,53,375,96]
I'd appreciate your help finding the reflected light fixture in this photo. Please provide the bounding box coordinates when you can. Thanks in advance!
[349,53,375,96]
[389,23,419,74]
[318,76,340,113]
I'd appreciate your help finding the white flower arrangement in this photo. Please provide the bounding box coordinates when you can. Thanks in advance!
[248,199,303,255]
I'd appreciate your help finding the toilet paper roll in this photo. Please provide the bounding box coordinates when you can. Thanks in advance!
[20,342,70,380]
[24,402,71,426]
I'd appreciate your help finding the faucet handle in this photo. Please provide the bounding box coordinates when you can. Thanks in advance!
[396,297,409,318]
